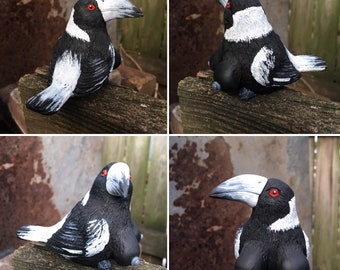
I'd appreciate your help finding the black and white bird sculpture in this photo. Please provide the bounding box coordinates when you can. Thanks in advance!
[210,174,310,270]
[26,0,143,114]
[209,0,327,100]
[17,162,142,270]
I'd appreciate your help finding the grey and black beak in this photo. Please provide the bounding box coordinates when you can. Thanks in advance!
[218,0,229,8]
[98,0,143,21]
[106,162,131,198]
[209,174,268,208]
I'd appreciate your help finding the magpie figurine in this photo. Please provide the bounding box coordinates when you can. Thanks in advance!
[210,174,310,270]
[210,0,327,100]
[26,0,143,114]
[17,162,142,270]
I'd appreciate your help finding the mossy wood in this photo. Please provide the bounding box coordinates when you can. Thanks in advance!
[19,66,166,134]
[177,71,340,134]
[12,243,165,270]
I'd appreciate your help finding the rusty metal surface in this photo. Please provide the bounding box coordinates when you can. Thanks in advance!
[0,0,67,88]
[0,137,60,251]
[170,137,249,269]
[169,136,311,270]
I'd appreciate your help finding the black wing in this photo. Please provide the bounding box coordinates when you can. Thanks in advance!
[270,56,301,86]
[47,212,110,258]
[73,45,115,96]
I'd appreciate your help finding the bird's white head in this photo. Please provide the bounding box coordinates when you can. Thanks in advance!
[105,162,131,198]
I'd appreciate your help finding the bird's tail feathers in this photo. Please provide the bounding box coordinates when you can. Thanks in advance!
[286,48,327,72]
[17,214,68,243]
[17,225,53,243]
[293,55,327,72]
[26,84,74,114]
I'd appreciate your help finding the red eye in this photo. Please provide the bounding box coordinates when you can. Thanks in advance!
[269,188,280,197]
[88,3,96,11]
[101,169,108,177]
[227,2,231,9]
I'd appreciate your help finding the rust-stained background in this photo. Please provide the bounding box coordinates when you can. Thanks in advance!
[0,137,60,251]
[169,136,311,270]
[0,136,103,253]
[0,0,68,88]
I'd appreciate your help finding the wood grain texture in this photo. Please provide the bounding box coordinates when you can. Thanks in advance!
[119,0,167,60]
[177,71,340,134]
[313,138,340,270]
[143,137,167,231]
[12,243,165,270]
[289,0,340,84]
[19,67,167,134]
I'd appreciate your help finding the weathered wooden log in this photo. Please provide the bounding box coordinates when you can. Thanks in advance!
[19,66,167,134]
[0,84,27,133]
[12,243,165,270]
[178,71,340,134]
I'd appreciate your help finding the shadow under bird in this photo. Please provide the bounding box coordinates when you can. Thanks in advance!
[209,0,327,100]
[26,0,143,114]
[17,162,143,270]
[210,174,310,270]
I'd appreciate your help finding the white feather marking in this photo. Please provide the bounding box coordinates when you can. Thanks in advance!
[85,219,110,257]
[62,248,83,255]
[224,7,273,42]
[234,226,243,259]
[269,197,300,232]
[66,9,90,42]
[285,48,326,72]
[33,50,81,112]
[17,213,69,243]
[109,43,115,72]
[81,191,90,206]
[273,77,291,83]
[303,231,310,258]
[251,46,275,86]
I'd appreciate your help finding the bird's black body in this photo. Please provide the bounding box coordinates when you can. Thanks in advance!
[17,162,142,270]
[210,175,310,270]
[210,30,300,95]
[210,0,326,100]
[48,31,113,97]
[236,226,308,270]
[26,0,142,114]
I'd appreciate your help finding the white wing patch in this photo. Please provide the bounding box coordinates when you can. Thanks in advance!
[81,191,90,206]
[269,197,300,232]
[224,6,273,42]
[234,226,243,259]
[251,46,275,86]
[66,9,90,42]
[109,43,115,72]
[32,50,81,112]
[303,230,310,258]
[85,219,110,257]
[62,248,83,255]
